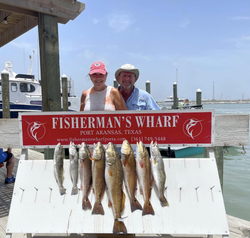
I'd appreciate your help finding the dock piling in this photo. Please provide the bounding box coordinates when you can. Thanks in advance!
[1,70,10,118]
[146,80,151,94]
[61,74,68,111]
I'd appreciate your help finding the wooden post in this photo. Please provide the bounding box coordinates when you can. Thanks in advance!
[204,147,224,192]
[172,82,178,109]
[196,88,202,108]
[113,78,118,89]
[1,70,10,118]
[214,146,224,192]
[38,13,61,160]
[146,80,151,94]
[61,74,68,111]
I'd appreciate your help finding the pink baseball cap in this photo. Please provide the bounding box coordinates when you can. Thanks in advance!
[89,61,107,75]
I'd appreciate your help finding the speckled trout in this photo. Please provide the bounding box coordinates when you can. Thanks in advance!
[136,141,155,216]
[53,143,66,195]
[79,142,92,210]
[121,139,142,212]
[150,141,169,207]
[90,142,105,215]
[69,142,79,195]
[105,142,127,234]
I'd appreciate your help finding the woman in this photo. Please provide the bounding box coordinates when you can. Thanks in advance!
[80,61,127,111]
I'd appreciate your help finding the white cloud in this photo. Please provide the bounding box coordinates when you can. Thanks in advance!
[127,52,151,61]
[179,19,190,28]
[92,18,101,24]
[108,14,133,32]
[242,35,250,40]
[231,16,250,20]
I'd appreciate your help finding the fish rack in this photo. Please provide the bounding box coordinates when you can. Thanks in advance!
[6,150,229,237]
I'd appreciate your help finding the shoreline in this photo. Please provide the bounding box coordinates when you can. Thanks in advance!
[157,100,250,105]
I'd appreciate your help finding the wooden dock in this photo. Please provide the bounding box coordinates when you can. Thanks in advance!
[1,149,250,238]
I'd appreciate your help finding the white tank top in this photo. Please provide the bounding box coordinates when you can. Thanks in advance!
[84,86,115,111]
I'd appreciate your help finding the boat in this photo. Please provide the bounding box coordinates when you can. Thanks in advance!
[0,61,80,118]
[159,146,204,158]
[163,95,185,108]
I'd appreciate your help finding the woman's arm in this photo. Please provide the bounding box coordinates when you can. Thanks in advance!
[110,88,127,110]
[80,90,87,111]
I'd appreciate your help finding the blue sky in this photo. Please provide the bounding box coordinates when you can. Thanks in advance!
[1,0,250,101]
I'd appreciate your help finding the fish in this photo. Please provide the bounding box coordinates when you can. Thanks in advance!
[79,142,92,210]
[53,143,66,195]
[135,141,155,216]
[105,142,127,234]
[150,141,169,207]
[90,142,106,215]
[69,142,79,195]
[121,139,142,212]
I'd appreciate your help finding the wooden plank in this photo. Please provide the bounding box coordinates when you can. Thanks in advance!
[214,115,249,146]
[0,3,70,24]
[0,15,37,48]
[0,0,85,20]
[0,3,37,17]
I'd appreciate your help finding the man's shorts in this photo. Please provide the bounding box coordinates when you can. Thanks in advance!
[3,151,13,162]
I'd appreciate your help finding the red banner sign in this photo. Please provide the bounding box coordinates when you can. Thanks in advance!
[19,110,214,148]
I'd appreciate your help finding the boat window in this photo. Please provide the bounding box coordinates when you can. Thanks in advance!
[11,83,17,92]
[30,101,42,105]
[20,83,35,93]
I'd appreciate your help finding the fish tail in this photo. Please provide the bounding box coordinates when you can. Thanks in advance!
[131,198,142,212]
[59,187,66,196]
[71,186,78,195]
[92,201,104,215]
[160,196,169,207]
[142,201,155,216]
[113,219,127,235]
[82,197,92,210]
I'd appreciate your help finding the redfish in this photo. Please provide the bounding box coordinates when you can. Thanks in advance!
[90,142,105,215]
[136,141,155,216]
[150,141,169,207]
[79,142,92,210]
[121,139,142,212]
[69,142,79,195]
[53,143,66,196]
[105,142,127,234]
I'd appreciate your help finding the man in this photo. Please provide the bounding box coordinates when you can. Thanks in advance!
[115,64,160,156]
[115,64,160,110]
[0,148,15,184]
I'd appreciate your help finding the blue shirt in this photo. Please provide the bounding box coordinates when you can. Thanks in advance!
[122,87,160,110]
[117,87,160,156]
[0,148,7,163]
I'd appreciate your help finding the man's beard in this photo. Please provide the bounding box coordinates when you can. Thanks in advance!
[122,83,133,90]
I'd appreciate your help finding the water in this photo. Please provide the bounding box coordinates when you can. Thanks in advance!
[160,102,250,221]
[203,103,250,222]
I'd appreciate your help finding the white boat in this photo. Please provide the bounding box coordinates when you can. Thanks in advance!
[164,95,185,103]
[0,61,80,118]
[163,95,185,108]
